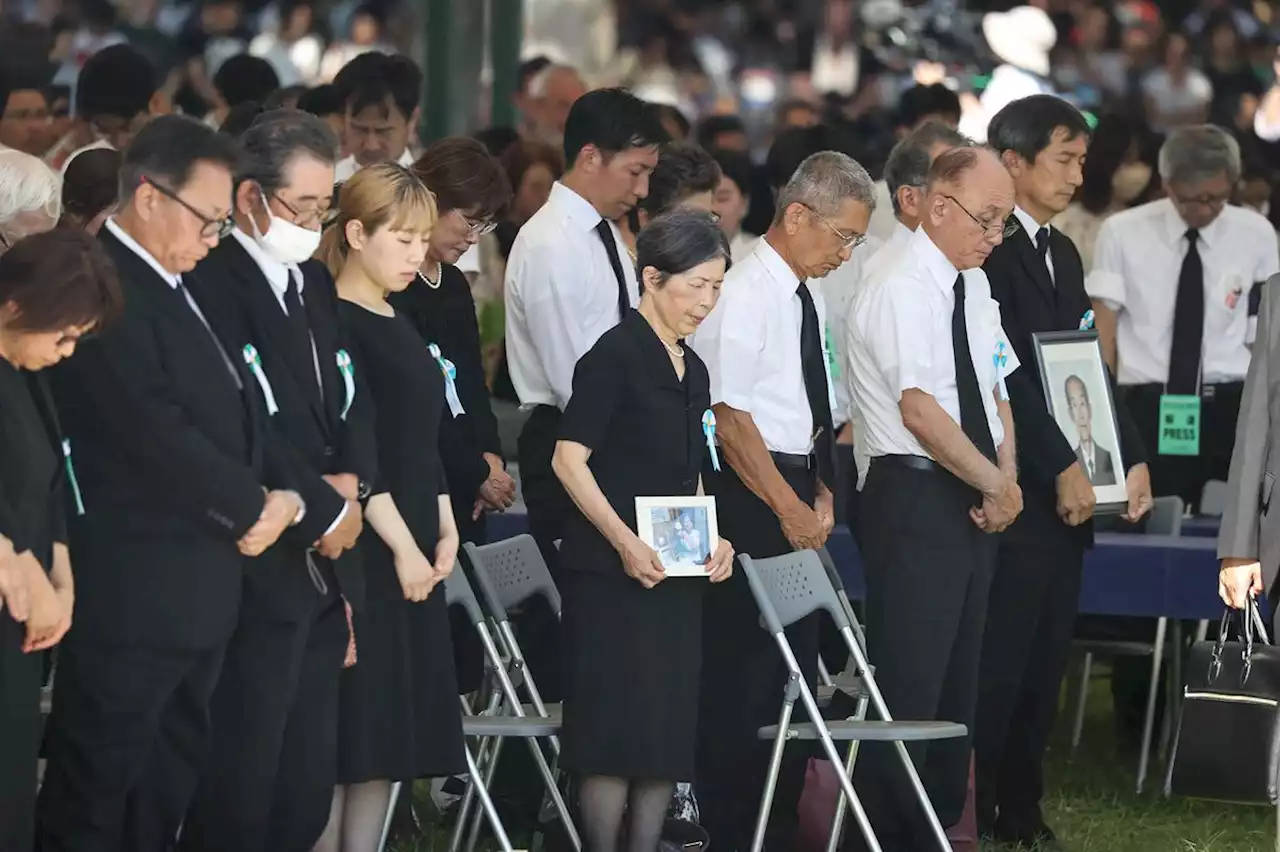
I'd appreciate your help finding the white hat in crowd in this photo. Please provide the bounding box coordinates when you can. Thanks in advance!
[982,5,1058,78]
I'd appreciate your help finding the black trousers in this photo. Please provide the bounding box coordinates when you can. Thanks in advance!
[846,458,997,852]
[974,539,1083,833]
[696,459,818,852]
[180,579,348,852]
[37,636,227,852]
[0,611,42,852]
[1122,382,1243,512]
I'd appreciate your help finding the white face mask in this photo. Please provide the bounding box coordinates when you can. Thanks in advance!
[251,190,322,265]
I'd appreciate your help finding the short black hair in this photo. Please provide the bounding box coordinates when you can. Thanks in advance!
[75,44,156,122]
[264,84,309,110]
[62,146,122,224]
[695,115,746,151]
[296,83,342,118]
[219,101,267,137]
[897,83,961,130]
[332,52,421,121]
[562,87,669,169]
[118,114,242,202]
[239,108,339,195]
[473,125,521,157]
[765,124,856,191]
[654,103,690,139]
[1079,112,1147,214]
[517,56,551,93]
[640,143,720,216]
[0,228,122,334]
[709,147,752,197]
[883,121,970,214]
[987,94,1090,164]
[213,55,280,109]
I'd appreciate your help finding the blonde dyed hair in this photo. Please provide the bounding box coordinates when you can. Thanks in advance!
[316,162,438,277]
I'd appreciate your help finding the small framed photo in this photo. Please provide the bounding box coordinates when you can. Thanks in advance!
[635,496,719,578]
[1032,330,1128,514]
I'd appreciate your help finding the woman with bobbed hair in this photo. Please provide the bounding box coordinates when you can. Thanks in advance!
[0,148,62,249]
[0,228,122,851]
[552,208,736,852]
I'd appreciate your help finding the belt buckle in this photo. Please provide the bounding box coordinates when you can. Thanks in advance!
[1201,384,1216,402]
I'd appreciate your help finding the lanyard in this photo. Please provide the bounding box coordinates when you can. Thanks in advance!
[336,349,355,421]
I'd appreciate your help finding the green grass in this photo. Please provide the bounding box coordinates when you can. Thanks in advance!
[391,662,1278,852]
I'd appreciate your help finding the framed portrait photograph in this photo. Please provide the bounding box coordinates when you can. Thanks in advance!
[635,496,720,578]
[1032,330,1128,514]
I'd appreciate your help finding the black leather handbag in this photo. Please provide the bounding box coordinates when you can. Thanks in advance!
[1170,601,1280,804]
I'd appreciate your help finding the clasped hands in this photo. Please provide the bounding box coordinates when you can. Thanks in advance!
[237,473,366,559]
[972,467,1022,533]
[619,534,734,589]
[394,535,458,602]
[472,453,516,520]
[0,537,74,653]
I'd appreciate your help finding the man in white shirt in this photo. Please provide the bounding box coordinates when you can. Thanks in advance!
[505,88,667,567]
[330,52,421,183]
[1089,125,1280,511]
[845,146,1022,851]
[521,64,588,148]
[691,151,872,852]
[958,6,1058,143]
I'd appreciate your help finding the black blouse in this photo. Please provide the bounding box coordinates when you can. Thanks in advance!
[390,264,504,503]
[558,310,713,576]
[0,362,66,571]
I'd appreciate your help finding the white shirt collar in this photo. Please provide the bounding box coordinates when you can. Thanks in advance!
[889,221,914,249]
[334,148,415,184]
[548,181,603,232]
[910,226,961,296]
[1013,205,1048,246]
[231,227,300,301]
[105,217,181,288]
[755,236,802,292]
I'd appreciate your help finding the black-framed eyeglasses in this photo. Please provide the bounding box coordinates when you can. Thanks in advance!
[272,193,339,229]
[143,177,235,239]
[803,204,867,251]
[944,194,1019,240]
[1171,190,1232,209]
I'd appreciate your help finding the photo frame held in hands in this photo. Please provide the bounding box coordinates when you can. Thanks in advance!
[635,496,720,578]
[1032,330,1128,515]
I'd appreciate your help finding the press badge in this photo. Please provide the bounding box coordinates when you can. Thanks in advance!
[702,409,720,472]
[429,343,465,418]
[1158,394,1201,456]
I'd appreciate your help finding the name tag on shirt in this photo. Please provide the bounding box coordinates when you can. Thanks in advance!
[1158,394,1200,456]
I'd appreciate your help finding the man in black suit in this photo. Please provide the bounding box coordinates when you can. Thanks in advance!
[38,115,306,852]
[178,110,376,852]
[976,95,1152,848]
[1065,375,1117,486]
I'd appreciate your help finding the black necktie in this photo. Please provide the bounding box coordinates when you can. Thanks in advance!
[1035,227,1050,260]
[594,219,630,321]
[1168,228,1204,395]
[796,282,837,489]
[284,274,322,401]
[952,275,997,463]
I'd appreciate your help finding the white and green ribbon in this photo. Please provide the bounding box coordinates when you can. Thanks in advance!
[242,344,279,415]
[336,349,355,421]
[429,343,465,417]
[62,439,85,516]
[702,409,720,472]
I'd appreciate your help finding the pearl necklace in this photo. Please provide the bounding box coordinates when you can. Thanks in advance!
[418,269,441,289]
[662,339,685,358]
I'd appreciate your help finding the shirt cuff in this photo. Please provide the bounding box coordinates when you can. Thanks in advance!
[322,501,349,538]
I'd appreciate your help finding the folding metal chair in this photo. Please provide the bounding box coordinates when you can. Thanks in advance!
[739,549,968,852]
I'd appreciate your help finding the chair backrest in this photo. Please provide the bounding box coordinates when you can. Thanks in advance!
[739,550,852,635]
[463,534,563,620]
[1199,480,1229,517]
[1146,495,1185,536]
[442,564,487,627]
[816,546,867,652]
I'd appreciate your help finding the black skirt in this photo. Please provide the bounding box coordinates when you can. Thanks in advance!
[560,569,704,781]
[0,612,42,851]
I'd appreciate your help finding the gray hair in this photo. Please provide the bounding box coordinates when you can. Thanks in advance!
[528,64,584,99]
[0,149,61,224]
[636,208,731,289]
[238,108,340,196]
[1158,125,1241,186]
[774,151,876,225]
[884,121,971,216]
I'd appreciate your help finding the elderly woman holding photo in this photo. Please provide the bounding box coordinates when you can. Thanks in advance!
[552,209,735,852]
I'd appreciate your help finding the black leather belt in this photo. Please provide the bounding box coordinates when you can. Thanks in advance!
[871,454,938,472]
[770,451,814,470]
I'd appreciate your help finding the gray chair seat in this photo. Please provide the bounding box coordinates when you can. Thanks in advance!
[816,671,871,705]
[464,714,563,738]
[759,720,966,742]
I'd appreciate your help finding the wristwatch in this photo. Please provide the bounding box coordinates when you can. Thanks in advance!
[357,479,372,501]
[288,492,307,527]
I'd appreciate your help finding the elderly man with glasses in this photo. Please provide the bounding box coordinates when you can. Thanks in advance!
[38,114,307,852]
[1089,125,1280,512]
[844,145,1023,851]
[689,150,873,852]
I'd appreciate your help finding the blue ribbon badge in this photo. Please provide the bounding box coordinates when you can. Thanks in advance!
[1079,309,1095,331]
[702,409,721,472]
[993,341,1009,401]
[429,343,465,417]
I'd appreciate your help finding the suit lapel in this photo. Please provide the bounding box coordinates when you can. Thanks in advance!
[1048,229,1090,329]
[302,265,344,432]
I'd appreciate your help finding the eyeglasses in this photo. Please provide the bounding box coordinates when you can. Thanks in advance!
[1171,190,1231,209]
[944,194,1019,240]
[462,214,498,238]
[804,205,866,251]
[143,177,235,239]
[272,193,339,229]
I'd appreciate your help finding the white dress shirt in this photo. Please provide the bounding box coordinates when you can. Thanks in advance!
[820,234,884,427]
[960,65,1054,143]
[1087,198,1280,385]
[690,238,838,456]
[847,226,1019,462]
[1012,205,1054,283]
[505,181,638,410]
[865,180,897,242]
[729,231,760,264]
[334,148,415,184]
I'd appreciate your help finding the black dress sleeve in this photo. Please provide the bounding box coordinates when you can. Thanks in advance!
[335,308,381,492]
[559,334,626,452]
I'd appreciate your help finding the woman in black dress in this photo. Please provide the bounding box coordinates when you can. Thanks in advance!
[552,210,736,852]
[0,229,121,851]
[313,163,466,852]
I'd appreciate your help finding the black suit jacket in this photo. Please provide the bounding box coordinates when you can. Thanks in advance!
[49,226,292,649]
[1077,442,1117,486]
[984,224,1147,548]
[189,238,378,617]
